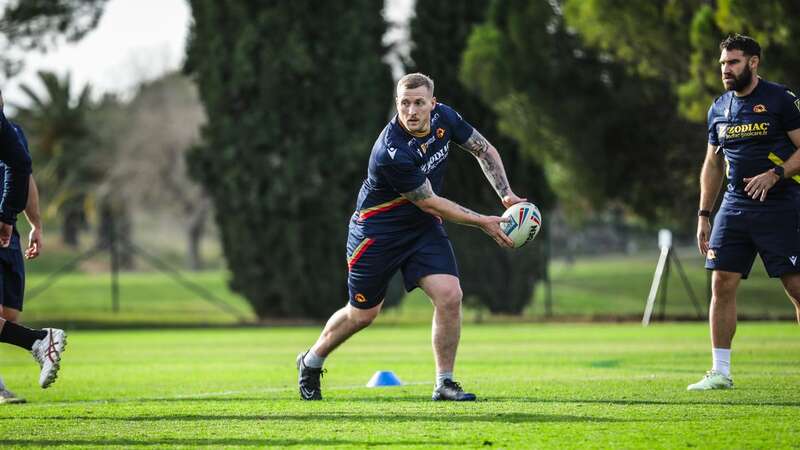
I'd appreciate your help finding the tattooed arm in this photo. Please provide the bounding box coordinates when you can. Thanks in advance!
[401,179,513,247]
[459,129,526,207]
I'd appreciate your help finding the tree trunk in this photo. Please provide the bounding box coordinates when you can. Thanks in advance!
[186,201,209,271]
[61,209,83,247]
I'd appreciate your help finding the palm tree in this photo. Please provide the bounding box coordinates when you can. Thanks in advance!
[13,70,99,247]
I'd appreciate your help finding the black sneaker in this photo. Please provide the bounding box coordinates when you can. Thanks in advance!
[431,379,477,401]
[296,352,324,400]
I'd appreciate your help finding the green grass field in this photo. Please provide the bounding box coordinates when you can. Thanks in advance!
[0,323,798,448]
[18,246,799,329]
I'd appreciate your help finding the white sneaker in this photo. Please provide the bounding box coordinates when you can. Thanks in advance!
[30,328,67,388]
[0,387,26,404]
[687,370,733,391]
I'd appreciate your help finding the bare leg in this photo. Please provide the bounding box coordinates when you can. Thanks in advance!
[310,302,382,357]
[419,274,462,374]
[780,273,800,324]
[710,270,741,349]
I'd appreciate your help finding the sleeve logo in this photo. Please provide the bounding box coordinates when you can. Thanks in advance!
[436,128,445,139]
[753,104,767,113]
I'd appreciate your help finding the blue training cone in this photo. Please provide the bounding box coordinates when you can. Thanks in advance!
[366,370,403,387]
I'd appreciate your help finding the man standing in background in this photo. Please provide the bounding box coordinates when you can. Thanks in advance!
[694,34,800,391]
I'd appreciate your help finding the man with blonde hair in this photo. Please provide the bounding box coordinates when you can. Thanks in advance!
[297,73,527,401]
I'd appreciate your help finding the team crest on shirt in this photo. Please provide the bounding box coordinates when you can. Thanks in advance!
[436,128,445,139]
[706,249,716,261]
[753,104,767,113]
[419,135,436,155]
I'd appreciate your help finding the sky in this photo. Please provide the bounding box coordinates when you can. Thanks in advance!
[3,0,413,109]
[4,0,190,107]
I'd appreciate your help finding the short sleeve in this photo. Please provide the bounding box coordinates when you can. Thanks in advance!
[380,155,427,194]
[707,104,720,146]
[439,104,474,145]
[11,125,30,157]
[780,89,800,132]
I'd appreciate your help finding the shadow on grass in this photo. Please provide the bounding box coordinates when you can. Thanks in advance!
[3,412,625,424]
[27,394,800,409]
[487,397,800,408]
[1,438,456,447]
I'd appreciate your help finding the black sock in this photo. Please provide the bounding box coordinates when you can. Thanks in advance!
[0,321,47,350]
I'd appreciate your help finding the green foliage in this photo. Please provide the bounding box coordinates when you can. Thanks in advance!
[408,0,553,314]
[12,71,103,246]
[461,0,700,224]
[0,324,798,447]
[0,0,108,79]
[185,2,393,318]
[561,0,800,122]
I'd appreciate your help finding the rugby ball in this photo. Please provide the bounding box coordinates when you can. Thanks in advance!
[501,202,542,248]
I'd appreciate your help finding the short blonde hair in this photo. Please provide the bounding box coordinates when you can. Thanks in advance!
[397,73,434,96]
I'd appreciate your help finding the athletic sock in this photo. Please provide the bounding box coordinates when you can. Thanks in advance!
[303,350,326,369]
[712,348,731,377]
[436,371,453,388]
[0,322,47,351]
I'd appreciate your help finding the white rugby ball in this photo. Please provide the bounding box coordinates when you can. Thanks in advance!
[501,202,542,248]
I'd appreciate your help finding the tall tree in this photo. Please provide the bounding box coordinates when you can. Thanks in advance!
[408,0,553,314]
[98,73,210,270]
[0,0,108,79]
[185,2,393,318]
[13,70,100,246]
[460,0,700,226]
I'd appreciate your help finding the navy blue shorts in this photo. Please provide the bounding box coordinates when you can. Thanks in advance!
[705,207,800,279]
[0,243,25,311]
[346,223,459,309]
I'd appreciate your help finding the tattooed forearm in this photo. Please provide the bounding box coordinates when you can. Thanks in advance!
[457,204,481,218]
[460,129,490,157]
[478,149,511,198]
[460,129,511,197]
[401,179,434,202]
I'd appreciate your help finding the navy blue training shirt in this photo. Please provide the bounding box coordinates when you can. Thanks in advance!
[0,111,32,224]
[0,122,32,248]
[707,79,800,210]
[352,102,474,233]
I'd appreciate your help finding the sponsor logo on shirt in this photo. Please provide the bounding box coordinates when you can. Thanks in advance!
[420,143,449,174]
[725,122,770,138]
[753,104,767,113]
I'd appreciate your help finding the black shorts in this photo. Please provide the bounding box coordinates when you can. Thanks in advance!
[705,207,800,278]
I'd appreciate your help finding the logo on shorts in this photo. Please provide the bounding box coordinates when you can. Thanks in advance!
[790,256,798,266]
[706,249,717,261]
[354,293,367,303]
[753,104,767,113]
[436,128,445,139]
